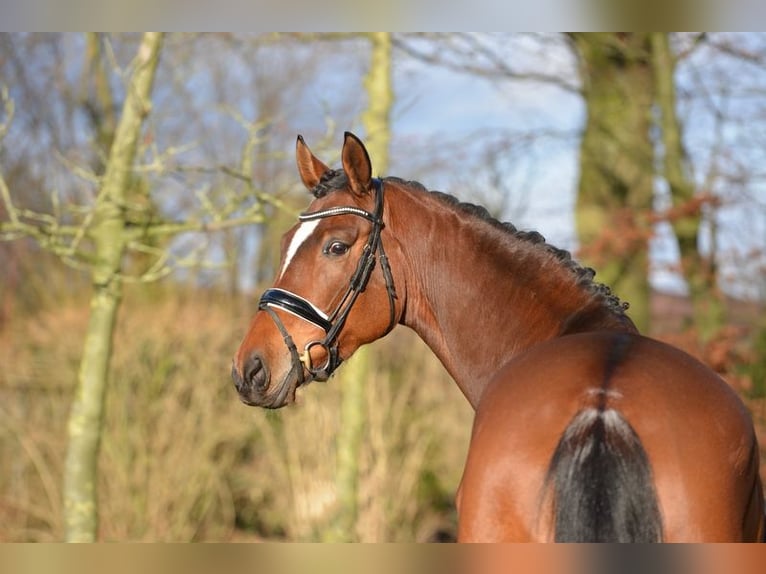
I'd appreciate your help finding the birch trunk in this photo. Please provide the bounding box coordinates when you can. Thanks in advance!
[328,32,393,542]
[572,33,655,333]
[63,32,163,542]
[650,33,724,341]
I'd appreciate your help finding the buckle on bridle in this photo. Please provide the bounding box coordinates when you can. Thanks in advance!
[300,340,340,381]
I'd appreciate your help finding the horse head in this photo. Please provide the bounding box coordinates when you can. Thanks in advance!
[232,132,403,408]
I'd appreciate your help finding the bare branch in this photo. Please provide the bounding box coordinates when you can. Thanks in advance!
[171,162,298,216]
[673,32,709,62]
[0,84,14,143]
[393,33,581,95]
[141,211,268,239]
[707,34,766,68]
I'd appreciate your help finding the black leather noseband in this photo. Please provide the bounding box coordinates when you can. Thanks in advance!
[259,288,332,333]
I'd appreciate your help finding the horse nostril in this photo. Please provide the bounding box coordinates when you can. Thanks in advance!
[244,354,268,391]
[231,362,245,392]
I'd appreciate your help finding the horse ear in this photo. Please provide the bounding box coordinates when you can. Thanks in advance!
[341,131,372,196]
[296,135,330,191]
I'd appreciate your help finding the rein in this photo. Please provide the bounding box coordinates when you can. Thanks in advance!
[257,178,397,383]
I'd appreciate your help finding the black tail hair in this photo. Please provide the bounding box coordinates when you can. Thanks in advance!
[544,408,663,542]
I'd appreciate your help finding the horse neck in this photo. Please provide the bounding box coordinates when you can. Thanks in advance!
[384,183,636,408]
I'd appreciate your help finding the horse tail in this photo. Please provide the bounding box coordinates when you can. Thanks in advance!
[544,407,663,542]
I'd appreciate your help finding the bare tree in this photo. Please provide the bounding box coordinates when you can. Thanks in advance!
[569,33,656,332]
[326,32,394,542]
[393,33,766,336]
[651,33,724,341]
[0,32,166,542]
[0,33,279,541]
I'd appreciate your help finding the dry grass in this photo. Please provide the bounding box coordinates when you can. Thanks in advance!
[0,303,83,541]
[0,288,472,542]
[3,286,762,542]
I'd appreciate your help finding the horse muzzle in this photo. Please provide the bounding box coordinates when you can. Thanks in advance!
[231,353,301,409]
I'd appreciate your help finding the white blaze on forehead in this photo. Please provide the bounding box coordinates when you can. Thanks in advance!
[279,219,321,279]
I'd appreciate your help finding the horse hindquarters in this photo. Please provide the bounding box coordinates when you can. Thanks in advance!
[544,407,663,542]
[456,333,761,542]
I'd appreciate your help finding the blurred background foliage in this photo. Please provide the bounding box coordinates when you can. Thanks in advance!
[0,285,471,541]
[1,33,765,541]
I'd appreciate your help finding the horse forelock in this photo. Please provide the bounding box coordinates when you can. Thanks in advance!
[311,169,347,198]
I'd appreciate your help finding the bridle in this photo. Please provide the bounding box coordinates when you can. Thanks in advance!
[257,178,397,383]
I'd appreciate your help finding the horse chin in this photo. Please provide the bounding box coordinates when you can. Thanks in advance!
[263,372,300,409]
[279,373,304,405]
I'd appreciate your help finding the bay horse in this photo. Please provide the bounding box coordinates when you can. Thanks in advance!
[232,132,764,542]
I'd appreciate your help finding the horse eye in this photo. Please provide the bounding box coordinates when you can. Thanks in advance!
[324,240,350,257]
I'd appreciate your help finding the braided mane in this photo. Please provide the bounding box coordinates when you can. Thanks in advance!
[310,171,630,318]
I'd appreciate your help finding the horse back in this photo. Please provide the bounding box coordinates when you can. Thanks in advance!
[457,331,763,542]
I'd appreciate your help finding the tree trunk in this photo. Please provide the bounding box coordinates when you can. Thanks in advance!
[572,33,656,333]
[327,32,393,543]
[63,32,163,542]
[650,32,724,341]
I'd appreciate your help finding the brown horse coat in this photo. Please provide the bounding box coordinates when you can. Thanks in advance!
[233,133,764,542]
